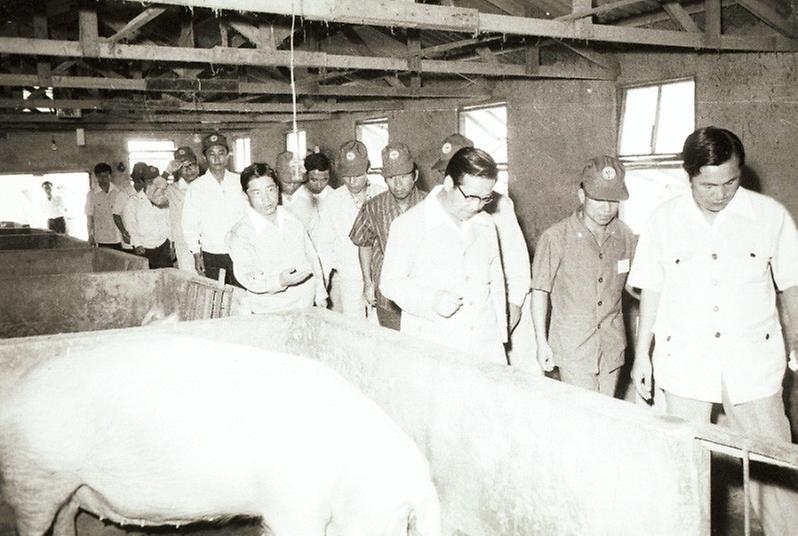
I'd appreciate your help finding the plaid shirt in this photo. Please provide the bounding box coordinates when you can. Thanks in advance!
[349,187,427,310]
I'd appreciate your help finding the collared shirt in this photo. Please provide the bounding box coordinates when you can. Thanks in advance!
[85,183,122,244]
[166,178,190,245]
[628,188,798,404]
[349,187,427,310]
[317,182,387,281]
[42,194,65,219]
[126,191,171,249]
[487,194,532,307]
[532,210,636,373]
[182,169,244,255]
[380,185,507,364]
[227,206,327,314]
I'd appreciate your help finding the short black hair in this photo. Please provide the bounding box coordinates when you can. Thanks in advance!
[682,127,745,179]
[240,163,279,192]
[41,181,53,188]
[445,147,498,186]
[94,162,112,176]
[304,152,331,173]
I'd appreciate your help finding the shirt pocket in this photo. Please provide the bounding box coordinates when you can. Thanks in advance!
[728,246,771,285]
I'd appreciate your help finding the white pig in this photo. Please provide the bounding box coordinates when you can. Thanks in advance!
[0,335,440,536]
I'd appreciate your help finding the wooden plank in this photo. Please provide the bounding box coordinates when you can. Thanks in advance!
[33,10,51,86]
[704,0,722,35]
[481,0,528,16]
[621,0,736,27]
[105,7,168,44]
[115,0,798,51]
[556,0,650,21]
[558,41,620,73]
[736,0,797,39]
[78,5,99,57]
[662,2,702,32]
[0,73,491,97]
[421,36,503,57]
[0,112,334,123]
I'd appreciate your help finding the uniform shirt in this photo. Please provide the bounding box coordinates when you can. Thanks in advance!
[42,194,65,219]
[349,187,427,311]
[182,169,244,255]
[628,188,798,404]
[85,183,122,244]
[488,194,531,307]
[166,178,190,246]
[380,185,507,364]
[227,206,327,314]
[126,191,171,249]
[317,182,387,281]
[532,210,636,373]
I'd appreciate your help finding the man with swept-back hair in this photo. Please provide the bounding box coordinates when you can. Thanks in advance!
[380,146,507,364]
[630,126,798,534]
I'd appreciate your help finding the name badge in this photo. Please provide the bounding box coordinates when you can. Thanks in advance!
[617,259,630,274]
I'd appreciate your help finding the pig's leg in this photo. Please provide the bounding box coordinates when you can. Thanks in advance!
[51,492,80,536]
[4,479,75,536]
[260,514,329,536]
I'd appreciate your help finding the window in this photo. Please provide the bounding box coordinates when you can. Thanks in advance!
[458,103,509,194]
[22,87,54,113]
[355,118,389,174]
[618,79,695,233]
[0,172,90,239]
[127,139,176,177]
[234,137,251,172]
[286,129,307,159]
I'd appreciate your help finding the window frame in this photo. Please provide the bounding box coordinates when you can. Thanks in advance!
[233,136,252,173]
[285,129,307,159]
[126,139,176,177]
[458,101,509,193]
[355,117,390,176]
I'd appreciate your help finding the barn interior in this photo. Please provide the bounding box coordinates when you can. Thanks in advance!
[1,0,798,535]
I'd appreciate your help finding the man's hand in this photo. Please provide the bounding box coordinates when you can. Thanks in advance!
[165,159,183,177]
[433,290,463,318]
[279,267,312,288]
[536,340,555,372]
[193,252,205,276]
[363,281,377,307]
[133,246,145,256]
[631,355,653,401]
[508,303,522,334]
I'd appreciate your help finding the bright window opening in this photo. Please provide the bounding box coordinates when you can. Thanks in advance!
[356,118,389,187]
[286,129,307,159]
[459,103,509,194]
[127,139,176,177]
[0,172,91,239]
[22,87,54,113]
[234,137,252,172]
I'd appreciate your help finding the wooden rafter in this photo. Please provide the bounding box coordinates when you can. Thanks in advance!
[736,0,797,39]
[105,7,168,43]
[114,0,798,51]
[662,2,702,32]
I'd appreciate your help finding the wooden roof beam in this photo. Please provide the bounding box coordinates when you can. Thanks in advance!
[662,2,702,32]
[736,0,797,39]
[105,7,169,44]
[113,0,798,51]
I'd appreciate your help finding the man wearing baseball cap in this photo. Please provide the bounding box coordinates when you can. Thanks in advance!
[531,155,637,396]
[433,133,536,372]
[181,132,244,285]
[349,142,427,330]
[165,146,200,272]
[317,140,386,319]
[125,162,173,269]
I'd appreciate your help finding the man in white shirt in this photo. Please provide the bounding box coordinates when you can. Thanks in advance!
[165,146,200,272]
[85,162,122,249]
[381,147,507,364]
[630,126,798,535]
[276,151,317,232]
[182,132,244,286]
[318,140,386,319]
[41,181,66,233]
[126,163,172,269]
[432,134,537,372]
[304,150,334,203]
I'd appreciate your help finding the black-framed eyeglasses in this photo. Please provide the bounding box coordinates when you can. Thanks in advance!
[456,184,494,205]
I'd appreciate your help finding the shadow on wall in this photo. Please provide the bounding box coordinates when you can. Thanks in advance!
[742,166,762,192]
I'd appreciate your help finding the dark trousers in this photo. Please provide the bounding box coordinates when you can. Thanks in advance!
[376,305,401,331]
[202,251,241,287]
[145,239,173,269]
[98,242,122,250]
[47,217,66,234]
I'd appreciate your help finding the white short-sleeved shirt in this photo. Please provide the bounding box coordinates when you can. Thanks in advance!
[380,185,507,364]
[181,170,244,255]
[85,183,122,244]
[628,188,798,404]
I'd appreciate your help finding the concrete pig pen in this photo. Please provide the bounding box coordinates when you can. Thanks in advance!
[0,231,86,250]
[2,310,781,536]
[0,268,231,339]
[0,247,147,276]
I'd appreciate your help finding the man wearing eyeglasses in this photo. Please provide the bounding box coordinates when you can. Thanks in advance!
[380,146,507,364]
[165,146,200,272]
[531,156,637,396]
